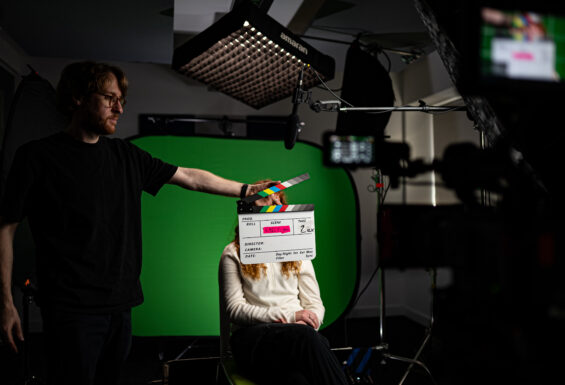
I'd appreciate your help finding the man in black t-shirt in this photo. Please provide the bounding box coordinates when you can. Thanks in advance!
[0,61,276,385]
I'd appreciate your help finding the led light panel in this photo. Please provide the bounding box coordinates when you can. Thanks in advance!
[172,2,335,109]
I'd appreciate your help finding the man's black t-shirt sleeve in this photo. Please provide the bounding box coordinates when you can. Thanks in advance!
[127,141,177,196]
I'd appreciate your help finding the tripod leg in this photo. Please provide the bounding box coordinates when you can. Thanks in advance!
[396,330,433,385]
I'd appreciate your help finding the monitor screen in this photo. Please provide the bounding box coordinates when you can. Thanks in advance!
[323,133,376,168]
[459,2,565,99]
[479,7,565,82]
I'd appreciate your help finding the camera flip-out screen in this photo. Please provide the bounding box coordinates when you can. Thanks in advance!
[323,132,376,168]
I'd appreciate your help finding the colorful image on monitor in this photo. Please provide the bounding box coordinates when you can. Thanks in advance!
[480,7,565,82]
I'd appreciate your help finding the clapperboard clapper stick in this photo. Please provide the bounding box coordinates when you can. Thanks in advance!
[237,173,316,264]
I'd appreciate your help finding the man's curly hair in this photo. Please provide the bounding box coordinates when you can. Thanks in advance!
[56,61,128,116]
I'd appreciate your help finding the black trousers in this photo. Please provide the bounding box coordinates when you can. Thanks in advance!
[231,323,349,385]
[40,307,132,385]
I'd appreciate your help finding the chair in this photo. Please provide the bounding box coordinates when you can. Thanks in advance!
[217,265,257,385]
[218,358,257,385]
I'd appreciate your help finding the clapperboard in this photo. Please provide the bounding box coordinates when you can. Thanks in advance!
[237,173,315,264]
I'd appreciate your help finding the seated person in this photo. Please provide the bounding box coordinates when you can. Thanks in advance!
[219,181,348,385]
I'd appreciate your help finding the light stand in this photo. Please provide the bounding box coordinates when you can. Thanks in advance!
[21,280,44,385]
[394,269,436,385]
[373,171,437,385]
[305,98,457,384]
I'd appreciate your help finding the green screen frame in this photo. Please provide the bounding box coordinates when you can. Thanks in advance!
[129,135,360,336]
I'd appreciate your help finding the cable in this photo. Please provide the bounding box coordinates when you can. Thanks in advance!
[352,168,386,309]
[313,61,406,114]
[368,170,391,205]
[312,68,354,107]
[315,85,342,92]
[351,262,380,310]
[349,170,387,310]
[381,175,392,205]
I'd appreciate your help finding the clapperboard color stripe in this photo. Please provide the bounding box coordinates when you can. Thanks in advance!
[241,173,311,205]
[248,204,315,213]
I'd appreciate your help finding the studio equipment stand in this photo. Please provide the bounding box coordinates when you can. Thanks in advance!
[21,279,44,385]
[373,170,437,385]
[302,93,464,384]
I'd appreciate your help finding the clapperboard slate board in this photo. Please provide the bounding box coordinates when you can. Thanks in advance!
[237,173,315,264]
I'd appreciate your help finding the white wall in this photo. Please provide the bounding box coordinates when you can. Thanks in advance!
[348,52,479,326]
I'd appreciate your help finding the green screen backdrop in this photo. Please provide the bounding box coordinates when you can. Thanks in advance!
[130,136,359,336]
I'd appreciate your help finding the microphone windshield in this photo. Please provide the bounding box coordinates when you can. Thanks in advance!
[285,114,300,150]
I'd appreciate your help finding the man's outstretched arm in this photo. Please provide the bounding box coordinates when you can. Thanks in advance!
[168,167,278,198]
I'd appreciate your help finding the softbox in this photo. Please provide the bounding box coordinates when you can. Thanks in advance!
[0,72,67,198]
[336,41,395,137]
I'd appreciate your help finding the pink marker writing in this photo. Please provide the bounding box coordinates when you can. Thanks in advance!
[513,51,534,61]
[263,226,291,234]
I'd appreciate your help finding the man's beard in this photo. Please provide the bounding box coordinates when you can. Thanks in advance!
[84,110,118,135]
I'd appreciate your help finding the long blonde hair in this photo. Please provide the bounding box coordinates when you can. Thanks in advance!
[234,179,301,279]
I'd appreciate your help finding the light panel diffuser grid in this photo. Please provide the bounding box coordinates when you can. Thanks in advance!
[180,25,319,109]
[172,2,335,109]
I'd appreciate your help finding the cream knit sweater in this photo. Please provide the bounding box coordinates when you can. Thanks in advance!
[219,242,325,357]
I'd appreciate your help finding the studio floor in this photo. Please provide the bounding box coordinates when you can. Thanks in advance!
[2,313,562,385]
[1,315,442,385]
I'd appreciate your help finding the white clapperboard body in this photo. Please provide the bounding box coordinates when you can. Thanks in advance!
[237,173,315,264]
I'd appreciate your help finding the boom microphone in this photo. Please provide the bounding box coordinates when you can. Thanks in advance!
[285,108,302,150]
[285,67,305,150]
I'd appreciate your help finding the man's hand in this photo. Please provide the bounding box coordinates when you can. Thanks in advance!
[0,219,22,353]
[1,302,23,353]
[295,309,320,329]
[246,181,281,197]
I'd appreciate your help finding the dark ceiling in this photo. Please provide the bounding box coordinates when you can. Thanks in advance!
[0,0,432,72]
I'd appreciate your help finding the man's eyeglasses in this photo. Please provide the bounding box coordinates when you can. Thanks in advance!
[96,92,126,108]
